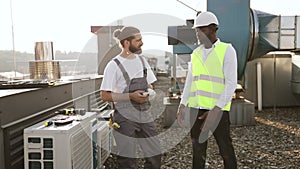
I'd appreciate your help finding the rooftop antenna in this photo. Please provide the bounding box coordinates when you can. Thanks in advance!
[176,0,200,14]
[10,0,17,78]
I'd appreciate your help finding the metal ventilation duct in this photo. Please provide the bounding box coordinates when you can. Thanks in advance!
[29,42,61,80]
[34,41,54,60]
[249,10,300,61]
[208,0,300,95]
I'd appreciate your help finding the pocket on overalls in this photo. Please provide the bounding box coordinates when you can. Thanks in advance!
[128,77,147,92]
[128,77,151,111]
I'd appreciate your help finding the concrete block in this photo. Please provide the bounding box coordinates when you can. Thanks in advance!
[229,99,256,126]
[163,97,180,127]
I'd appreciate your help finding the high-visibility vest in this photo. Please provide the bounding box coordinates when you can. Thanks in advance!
[187,42,231,111]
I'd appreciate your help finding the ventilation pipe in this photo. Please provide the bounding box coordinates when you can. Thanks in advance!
[257,62,262,111]
[291,55,300,94]
[29,42,61,80]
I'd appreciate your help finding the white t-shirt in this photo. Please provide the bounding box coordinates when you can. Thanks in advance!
[100,54,157,93]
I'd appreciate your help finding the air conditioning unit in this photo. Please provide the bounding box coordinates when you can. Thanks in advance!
[24,112,97,169]
[96,109,114,168]
[97,121,110,167]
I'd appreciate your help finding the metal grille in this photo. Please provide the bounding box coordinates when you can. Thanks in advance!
[97,121,110,166]
[3,114,53,169]
[71,124,92,169]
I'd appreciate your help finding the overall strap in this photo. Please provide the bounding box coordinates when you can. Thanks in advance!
[113,58,130,85]
[138,55,147,77]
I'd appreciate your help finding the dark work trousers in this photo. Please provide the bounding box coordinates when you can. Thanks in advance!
[113,110,161,169]
[190,108,237,169]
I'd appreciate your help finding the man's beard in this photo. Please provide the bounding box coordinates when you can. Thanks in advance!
[129,45,142,54]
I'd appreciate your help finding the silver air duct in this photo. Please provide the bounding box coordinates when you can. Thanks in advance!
[29,42,61,80]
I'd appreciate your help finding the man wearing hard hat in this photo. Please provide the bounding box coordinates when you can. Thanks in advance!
[176,11,238,169]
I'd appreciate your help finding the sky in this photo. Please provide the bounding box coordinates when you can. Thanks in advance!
[1,0,300,53]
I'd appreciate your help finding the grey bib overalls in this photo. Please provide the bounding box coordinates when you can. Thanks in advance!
[112,56,161,169]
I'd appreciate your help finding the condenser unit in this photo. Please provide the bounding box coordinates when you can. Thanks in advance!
[24,112,97,169]
[97,121,110,167]
[96,109,114,168]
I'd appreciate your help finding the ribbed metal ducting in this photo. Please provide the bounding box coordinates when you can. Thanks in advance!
[249,10,300,61]
[249,10,300,94]
[208,0,300,80]
[29,42,61,80]
[29,61,61,80]
[34,42,54,61]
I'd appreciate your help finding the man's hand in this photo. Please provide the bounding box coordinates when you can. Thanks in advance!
[199,106,222,131]
[176,104,186,128]
[129,90,149,103]
[198,110,209,129]
[198,106,223,143]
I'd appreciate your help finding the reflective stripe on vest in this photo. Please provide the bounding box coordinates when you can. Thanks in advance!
[187,42,231,111]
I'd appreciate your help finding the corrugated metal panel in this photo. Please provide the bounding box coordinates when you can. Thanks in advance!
[71,125,92,169]
[244,55,300,107]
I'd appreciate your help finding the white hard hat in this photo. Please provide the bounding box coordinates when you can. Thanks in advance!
[193,11,219,28]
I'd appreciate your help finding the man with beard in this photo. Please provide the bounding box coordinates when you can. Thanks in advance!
[100,26,161,169]
[176,12,238,169]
